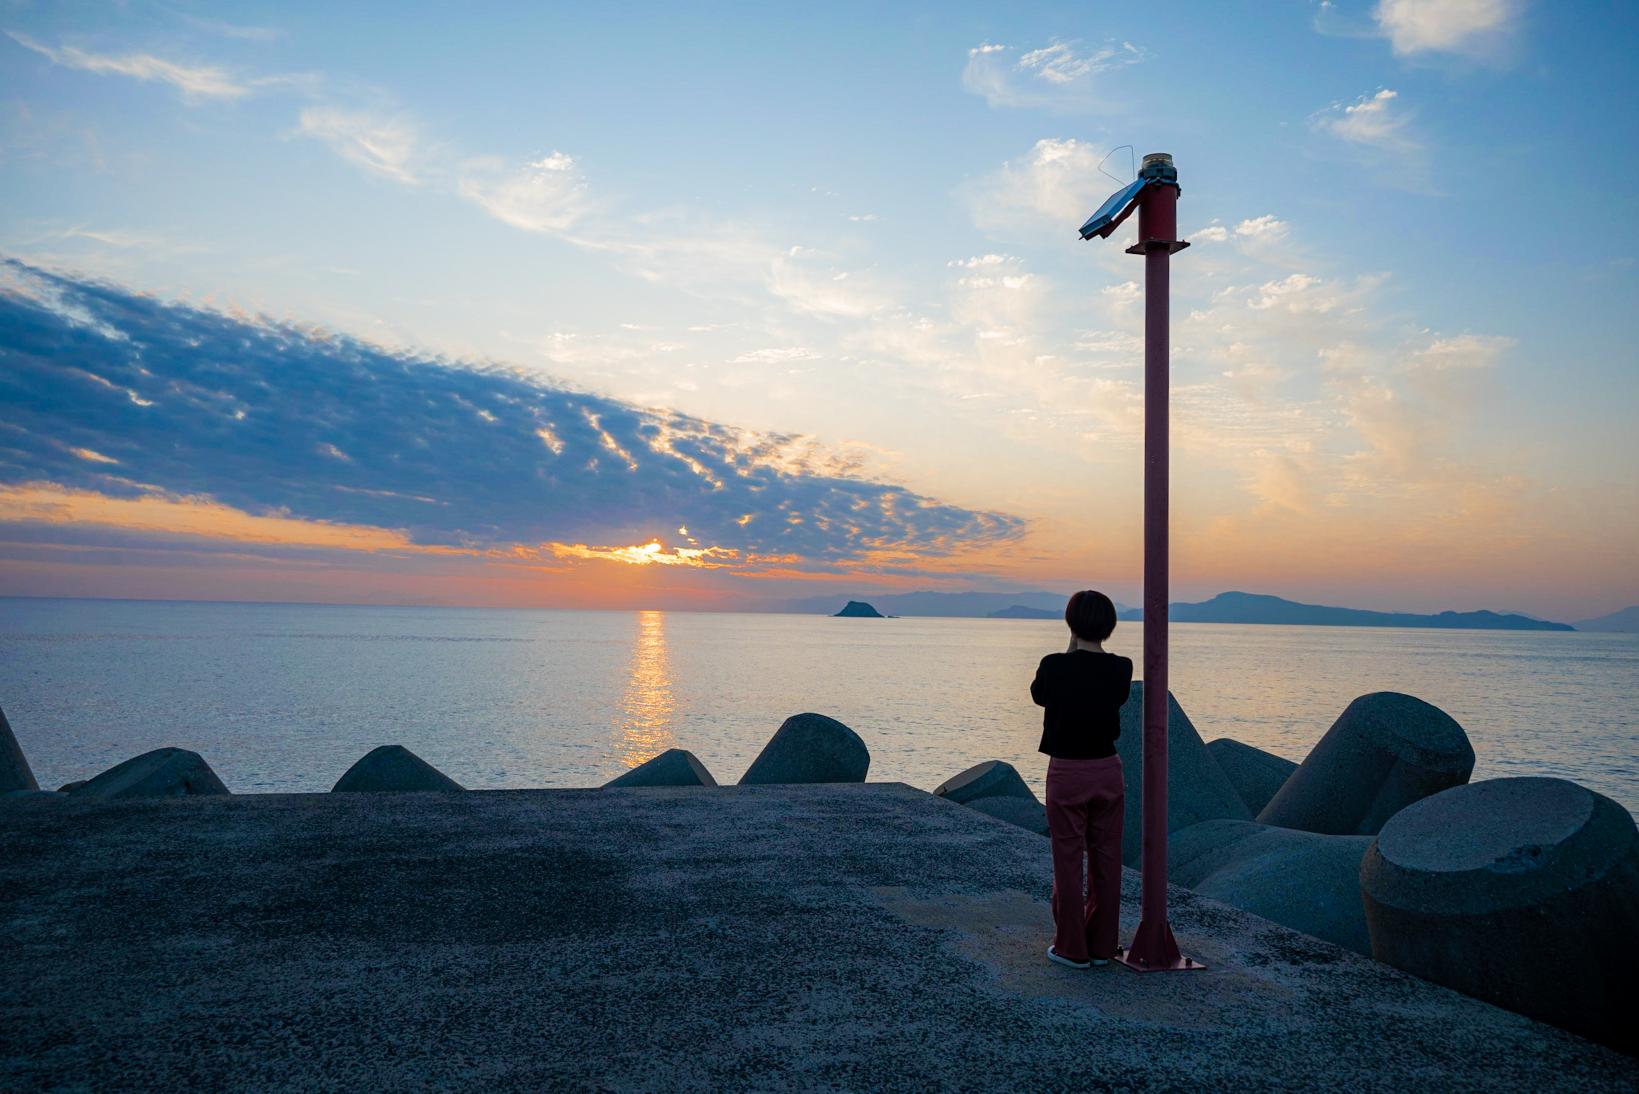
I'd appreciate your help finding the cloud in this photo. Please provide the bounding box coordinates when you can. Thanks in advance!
[731,347,821,364]
[1315,89,1418,151]
[1312,89,1432,191]
[767,248,887,319]
[297,107,427,185]
[965,138,1113,230]
[6,31,250,102]
[1234,215,1289,241]
[0,260,1022,572]
[457,151,591,234]
[298,113,790,307]
[962,38,1145,111]
[1373,0,1520,56]
[171,13,286,43]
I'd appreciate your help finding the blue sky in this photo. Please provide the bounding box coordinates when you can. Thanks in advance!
[1,1,1635,618]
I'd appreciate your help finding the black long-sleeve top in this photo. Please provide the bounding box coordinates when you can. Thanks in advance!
[1030,650,1134,759]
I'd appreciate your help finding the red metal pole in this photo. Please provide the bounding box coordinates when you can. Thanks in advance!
[1119,155,1200,973]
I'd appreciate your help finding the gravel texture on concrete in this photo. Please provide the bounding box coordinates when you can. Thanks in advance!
[2,784,1634,1092]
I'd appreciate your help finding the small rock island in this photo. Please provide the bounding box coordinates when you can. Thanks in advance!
[833,600,885,618]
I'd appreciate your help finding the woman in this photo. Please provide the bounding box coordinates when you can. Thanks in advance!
[1029,589,1132,969]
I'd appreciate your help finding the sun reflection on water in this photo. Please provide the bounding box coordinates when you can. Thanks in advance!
[613,610,676,768]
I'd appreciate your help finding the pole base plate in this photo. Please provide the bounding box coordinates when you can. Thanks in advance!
[1115,945,1206,973]
[1116,919,1206,972]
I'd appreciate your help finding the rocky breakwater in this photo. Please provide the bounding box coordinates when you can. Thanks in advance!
[1114,683,1252,864]
[738,713,869,785]
[1163,695,1478,956]
[1258,691,1475,835]
[1170,819,1375,954]
[1360,777,1639,1054]
[332,745,464,793]
[602,749,717,788]
[1,705,43,799]
[1206,738,1296,816]
[933,760,1048,835]
[600,714,869,790]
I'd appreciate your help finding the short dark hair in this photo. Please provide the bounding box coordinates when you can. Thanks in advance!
[1065,590,1118,643]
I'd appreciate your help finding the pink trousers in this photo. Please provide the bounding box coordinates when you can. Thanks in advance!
[1045,754,1125,962]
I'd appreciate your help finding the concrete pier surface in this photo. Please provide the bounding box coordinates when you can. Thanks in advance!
[2,785,1633,1091]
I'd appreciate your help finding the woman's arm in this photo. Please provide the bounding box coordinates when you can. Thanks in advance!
[1110,656,1134,706]
[1030,655,1056,708]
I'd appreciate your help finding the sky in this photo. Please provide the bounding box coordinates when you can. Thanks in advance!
[1,0,1635,620]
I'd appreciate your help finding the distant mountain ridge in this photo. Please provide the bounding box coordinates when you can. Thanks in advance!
[1574,606,1639,633]
[785,589,1578,630]
[1118,592,1573,631]
[988,605,1060,619]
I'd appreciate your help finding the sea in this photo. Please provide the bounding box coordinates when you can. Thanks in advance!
[2,597,1635,815]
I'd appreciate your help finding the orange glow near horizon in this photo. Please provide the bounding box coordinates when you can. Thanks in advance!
[0,483,442,552]
[9,479,1625,619]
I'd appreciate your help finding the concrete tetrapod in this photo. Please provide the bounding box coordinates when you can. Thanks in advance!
[1170,819,1374,954]
[603,749,717,788]
[1,704,39,793]
[965,793,1050,836]
[331,745,464,793]
[1114,683,1251,866]
[933,760,1036,805]
[1360,777,1639,1055]
[1258,692,1474,836]
[69,748,230,799]
[2,789,65,804]
[739,713,869,785]
[1206,738,1297,816]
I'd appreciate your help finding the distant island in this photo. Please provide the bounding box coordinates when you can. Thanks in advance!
[988,605,1060,620]
[1574,606,1639,633]
[1117,592,1574,631]
[833,601,884,618]
[787,590,1133,618]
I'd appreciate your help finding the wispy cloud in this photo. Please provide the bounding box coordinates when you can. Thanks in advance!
[457,151,591,234]
[297,107,427,184]
[962,38,1145,111]
[1312,89,1432,191]
[6,30,251,102]
[732,347,822,364]
[170,12,286,43]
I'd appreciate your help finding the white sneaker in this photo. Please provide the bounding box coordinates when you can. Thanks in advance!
[1048,945,1091,970]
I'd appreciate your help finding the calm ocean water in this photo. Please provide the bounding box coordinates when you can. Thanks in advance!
[2,597,1635,815]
